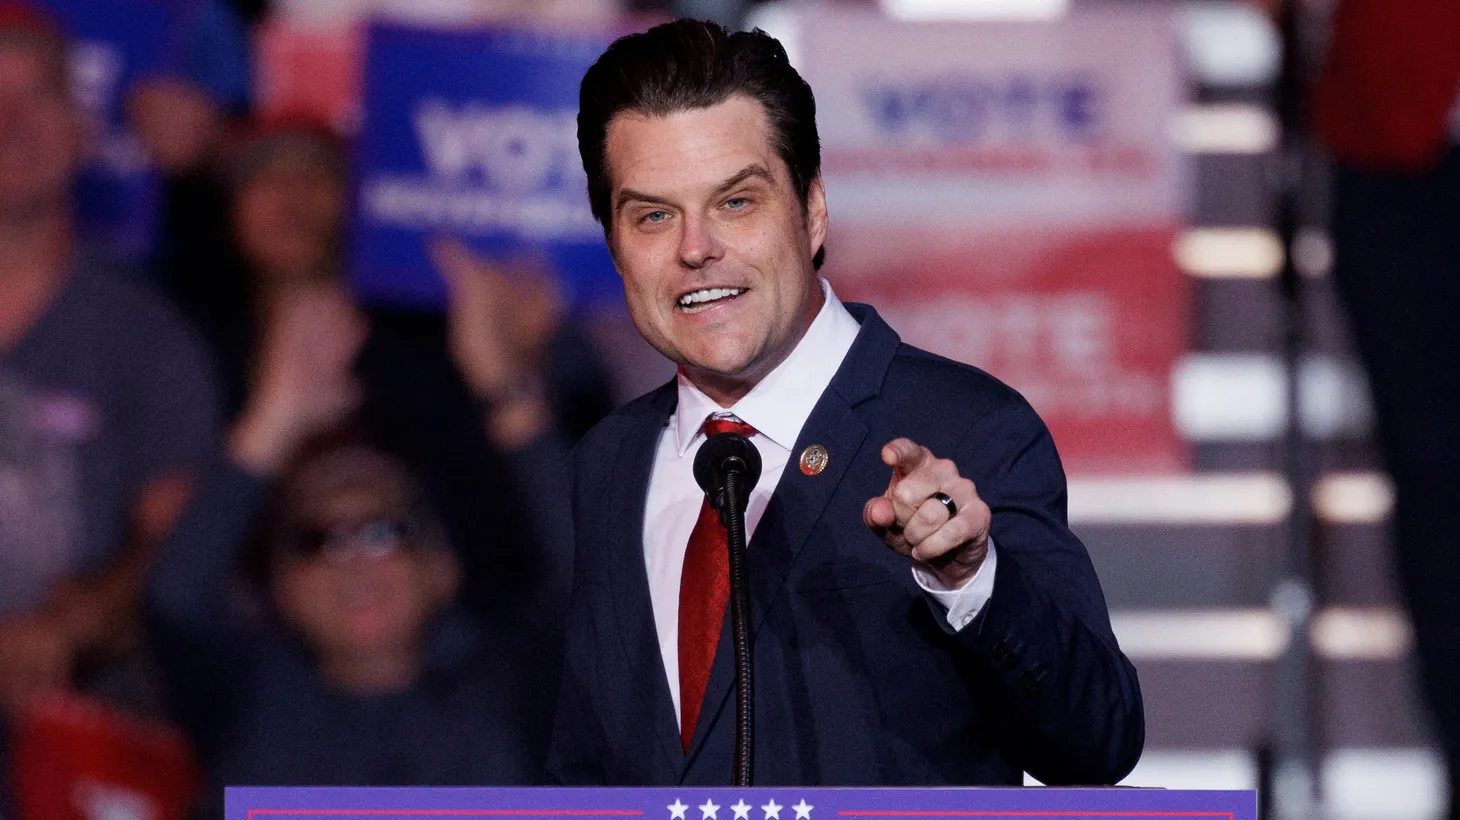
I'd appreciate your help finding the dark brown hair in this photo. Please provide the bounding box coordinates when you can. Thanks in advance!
[577,19,825,270]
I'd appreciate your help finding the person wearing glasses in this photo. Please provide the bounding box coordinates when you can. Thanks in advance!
[144,277,562,813]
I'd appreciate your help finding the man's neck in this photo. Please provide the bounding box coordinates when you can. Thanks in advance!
[321,645,424,696]
[0,208,70,353]
[685,368,765,408]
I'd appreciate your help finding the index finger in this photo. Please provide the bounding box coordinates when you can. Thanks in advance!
[882,438,931,476]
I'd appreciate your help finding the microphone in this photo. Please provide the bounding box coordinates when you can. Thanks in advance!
[693,432,763,517]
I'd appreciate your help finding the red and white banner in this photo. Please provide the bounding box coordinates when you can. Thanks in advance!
[801,7,1189,474]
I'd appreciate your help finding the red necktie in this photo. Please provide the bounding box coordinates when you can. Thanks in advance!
[678,415,757,752]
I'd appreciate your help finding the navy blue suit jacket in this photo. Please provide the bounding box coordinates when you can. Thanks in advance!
[546,304,1143,786]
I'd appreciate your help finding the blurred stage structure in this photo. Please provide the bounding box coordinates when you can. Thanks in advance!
[743,3,1440,817]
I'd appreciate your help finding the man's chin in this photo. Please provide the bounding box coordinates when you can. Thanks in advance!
[678,356,778,405]
[680,356,755,384]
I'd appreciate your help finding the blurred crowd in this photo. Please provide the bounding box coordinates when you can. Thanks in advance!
[0,0,628,814]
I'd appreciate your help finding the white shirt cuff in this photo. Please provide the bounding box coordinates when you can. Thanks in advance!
[911,536,997,632]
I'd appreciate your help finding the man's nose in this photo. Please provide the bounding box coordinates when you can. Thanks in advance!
[677,212,723,270]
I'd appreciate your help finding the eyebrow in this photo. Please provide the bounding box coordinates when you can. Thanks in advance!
[615,163,776,215]
[713,164,775,196]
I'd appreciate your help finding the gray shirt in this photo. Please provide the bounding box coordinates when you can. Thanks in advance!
[0,254,218,613]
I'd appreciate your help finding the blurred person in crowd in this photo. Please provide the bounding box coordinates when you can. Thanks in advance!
[1316,0,1460,814]
[127,0,254,337]
[126,0,252,172]
[147,275,565,812]
[214,120,613,440]
[548,20,1141,786]
[359,235,590,682]
[11,0,250,267]
[0,0,217,764]
[195,121,349,417]
[201,119,610,620]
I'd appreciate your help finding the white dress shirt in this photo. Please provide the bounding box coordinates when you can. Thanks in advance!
[642,280,998,722]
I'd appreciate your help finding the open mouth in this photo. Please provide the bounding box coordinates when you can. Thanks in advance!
[677,287,746,314]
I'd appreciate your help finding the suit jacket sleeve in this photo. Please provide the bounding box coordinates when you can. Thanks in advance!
[951,396,1144,785]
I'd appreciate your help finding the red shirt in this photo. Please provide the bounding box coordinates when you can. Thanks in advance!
[1315,0,1460,170]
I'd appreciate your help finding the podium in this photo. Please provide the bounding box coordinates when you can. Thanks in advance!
[226,786,1255,820]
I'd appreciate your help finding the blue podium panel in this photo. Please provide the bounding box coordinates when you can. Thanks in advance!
[226,786,1255,820]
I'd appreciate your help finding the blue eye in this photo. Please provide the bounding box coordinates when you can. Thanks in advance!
[643,211,669,224]
[726,198,749,209]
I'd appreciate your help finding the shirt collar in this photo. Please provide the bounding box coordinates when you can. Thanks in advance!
[673,279,862,456]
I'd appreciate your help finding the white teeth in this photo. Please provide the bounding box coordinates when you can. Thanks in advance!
[678,287,744,308]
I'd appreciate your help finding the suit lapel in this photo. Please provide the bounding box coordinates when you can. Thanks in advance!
[604,382,685,777]
[683,304,901,768]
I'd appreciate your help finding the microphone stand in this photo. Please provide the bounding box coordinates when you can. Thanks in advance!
[718,466,755,787]
[696,431,762,786]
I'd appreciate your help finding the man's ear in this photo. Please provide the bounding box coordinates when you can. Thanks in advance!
[806,176,828,261]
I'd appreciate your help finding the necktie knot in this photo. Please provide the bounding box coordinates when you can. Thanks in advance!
[702,415,756,439]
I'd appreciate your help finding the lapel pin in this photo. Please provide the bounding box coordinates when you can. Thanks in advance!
[799,444,829,476]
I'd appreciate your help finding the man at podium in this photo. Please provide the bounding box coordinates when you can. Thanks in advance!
[546,19,1143,787]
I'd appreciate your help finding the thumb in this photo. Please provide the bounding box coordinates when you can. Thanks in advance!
[863,496,896,531]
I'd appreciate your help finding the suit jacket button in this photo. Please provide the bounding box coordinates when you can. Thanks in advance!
[1017,671,1041,698]
[1000,651,1020,671]
[992,641,1009,662]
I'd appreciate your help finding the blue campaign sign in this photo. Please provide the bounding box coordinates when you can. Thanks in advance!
[351,23,622,313]
[227,786,1255,820]
[39,0,183,259]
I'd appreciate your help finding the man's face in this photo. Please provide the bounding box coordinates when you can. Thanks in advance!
[0,40,77,220]
[604,95,827,402]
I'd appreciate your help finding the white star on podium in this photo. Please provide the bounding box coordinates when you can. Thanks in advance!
[732,800,752,820]
[700,799,721,820]
[669,800,689,820]
[793,800,814,820]
[761,800,783,820]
